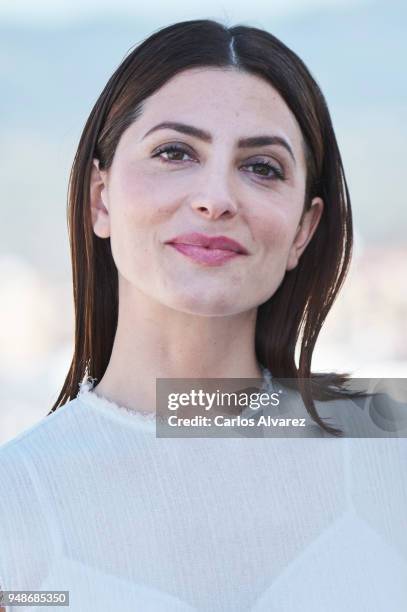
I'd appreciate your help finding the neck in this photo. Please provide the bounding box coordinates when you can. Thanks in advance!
[92,281,265,414]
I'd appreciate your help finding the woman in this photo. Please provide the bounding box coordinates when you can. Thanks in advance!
[0,19,406,612]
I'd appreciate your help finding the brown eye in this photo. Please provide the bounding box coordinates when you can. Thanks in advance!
[243,159,285,181]
[152,145,286,182]
[152,144,194,163]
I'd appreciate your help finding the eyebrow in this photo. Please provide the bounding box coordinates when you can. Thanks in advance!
[142,121,296,164]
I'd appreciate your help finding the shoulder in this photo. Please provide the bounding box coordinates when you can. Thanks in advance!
[0,397,81,460]
[0,398,84,509]
[270,379,407,437]
[0,398,83,590]
[0,396,93,514]
[314,381,407,437]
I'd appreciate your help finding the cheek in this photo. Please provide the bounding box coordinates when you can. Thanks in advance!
[251,203,301,299]
[108,159,176,244]
[255,204,298,257]
[110,165,157,223]
[107,168,163,279]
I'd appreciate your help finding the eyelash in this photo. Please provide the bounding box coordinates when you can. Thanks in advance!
[152,143,286,182]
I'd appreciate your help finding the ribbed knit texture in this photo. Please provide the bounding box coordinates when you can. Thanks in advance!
[0,379,406,611]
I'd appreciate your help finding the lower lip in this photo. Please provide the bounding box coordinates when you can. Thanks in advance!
[167,243,243,266]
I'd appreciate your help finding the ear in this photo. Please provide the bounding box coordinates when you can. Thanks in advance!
[90,158,110,238]
[286,197,324,271]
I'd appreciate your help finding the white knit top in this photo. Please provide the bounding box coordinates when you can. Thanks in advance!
[0,370,406,611]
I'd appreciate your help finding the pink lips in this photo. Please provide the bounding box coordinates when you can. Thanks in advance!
[165,232,249,266]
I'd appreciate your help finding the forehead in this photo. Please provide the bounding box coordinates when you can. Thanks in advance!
[134,67,304,159]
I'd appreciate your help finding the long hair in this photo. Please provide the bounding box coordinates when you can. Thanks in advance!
[49,19,355,436]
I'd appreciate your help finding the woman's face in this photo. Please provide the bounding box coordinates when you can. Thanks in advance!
[90,67,323,316]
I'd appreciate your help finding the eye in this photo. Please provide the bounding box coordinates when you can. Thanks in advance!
[152,144,286,182]
[242,159,285,181]
[152,143,195,163]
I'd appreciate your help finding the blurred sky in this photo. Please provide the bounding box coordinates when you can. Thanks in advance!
[0,0,406,441]
[0,0,374,25]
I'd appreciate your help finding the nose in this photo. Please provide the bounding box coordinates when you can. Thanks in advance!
[189,166,238,220]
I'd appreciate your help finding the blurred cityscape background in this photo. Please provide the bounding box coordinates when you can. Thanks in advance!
[0,0,406,443]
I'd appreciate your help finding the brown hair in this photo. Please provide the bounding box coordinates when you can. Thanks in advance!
[49,19,356,436]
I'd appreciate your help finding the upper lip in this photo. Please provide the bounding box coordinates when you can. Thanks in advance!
[165,232,249,255]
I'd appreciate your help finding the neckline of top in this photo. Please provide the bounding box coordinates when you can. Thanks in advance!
[75,365,273,426]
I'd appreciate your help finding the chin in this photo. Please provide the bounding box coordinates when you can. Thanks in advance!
[163,292,245,317]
